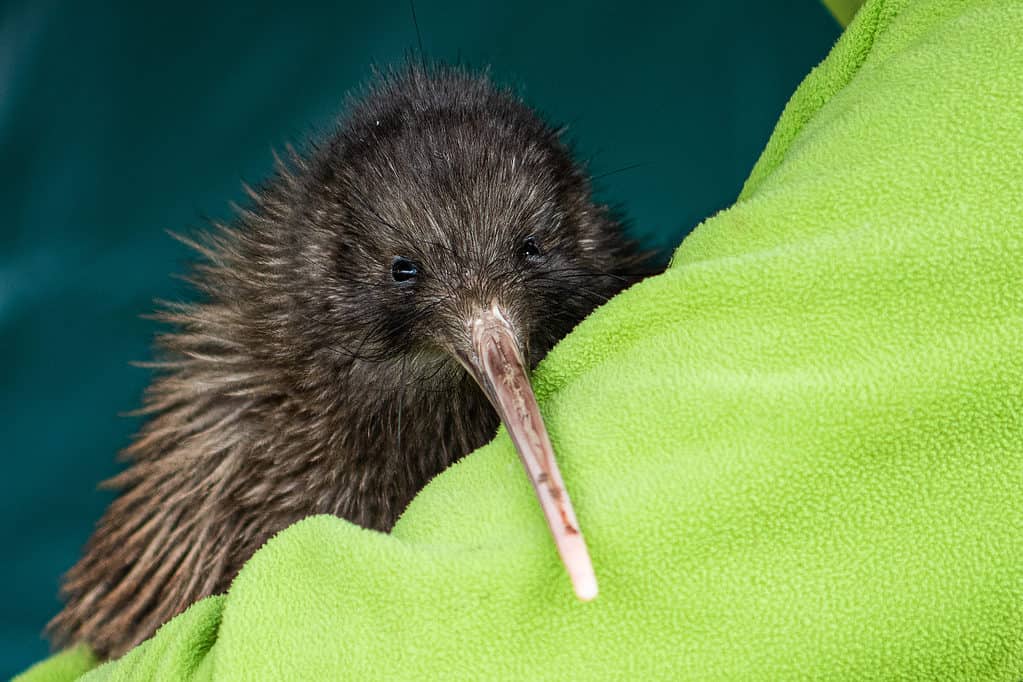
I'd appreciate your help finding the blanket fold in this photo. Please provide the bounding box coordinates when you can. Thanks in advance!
[18,0,1023,678]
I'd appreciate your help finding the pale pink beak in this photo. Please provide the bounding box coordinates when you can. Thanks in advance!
[457,301,597,601]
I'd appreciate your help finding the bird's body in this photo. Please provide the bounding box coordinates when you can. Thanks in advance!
[49,64,647,659]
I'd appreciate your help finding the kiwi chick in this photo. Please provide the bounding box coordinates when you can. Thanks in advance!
[49,63,648,659]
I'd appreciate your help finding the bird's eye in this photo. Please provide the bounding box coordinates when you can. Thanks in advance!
[391,257,419,283]
[521,236,543,259]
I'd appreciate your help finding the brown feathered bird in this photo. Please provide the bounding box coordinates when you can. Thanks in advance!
[49,63,648,659]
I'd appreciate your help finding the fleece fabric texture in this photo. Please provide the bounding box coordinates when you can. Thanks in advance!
[17,0,1023,678]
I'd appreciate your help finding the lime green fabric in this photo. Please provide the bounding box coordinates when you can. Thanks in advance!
[19,0,1023,678]
[12,647,95,682]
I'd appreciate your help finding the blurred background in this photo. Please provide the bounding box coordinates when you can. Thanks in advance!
[0,1,839,674]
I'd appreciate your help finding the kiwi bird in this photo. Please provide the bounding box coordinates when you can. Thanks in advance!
[49,63,648,659]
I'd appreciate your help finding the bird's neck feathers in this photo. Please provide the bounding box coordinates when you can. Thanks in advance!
[136,277,495,534]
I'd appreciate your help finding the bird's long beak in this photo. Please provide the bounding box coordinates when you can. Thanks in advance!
[456,301,597,601]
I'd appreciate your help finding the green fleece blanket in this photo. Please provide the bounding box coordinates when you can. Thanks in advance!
[18,0,1023,678]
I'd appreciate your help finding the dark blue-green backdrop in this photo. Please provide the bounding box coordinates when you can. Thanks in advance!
[0,1,839,674]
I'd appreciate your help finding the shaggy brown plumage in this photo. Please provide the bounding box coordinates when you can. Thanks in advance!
[48,64,649,659]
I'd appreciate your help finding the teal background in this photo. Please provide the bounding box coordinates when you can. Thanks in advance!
[0,1,839,674]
